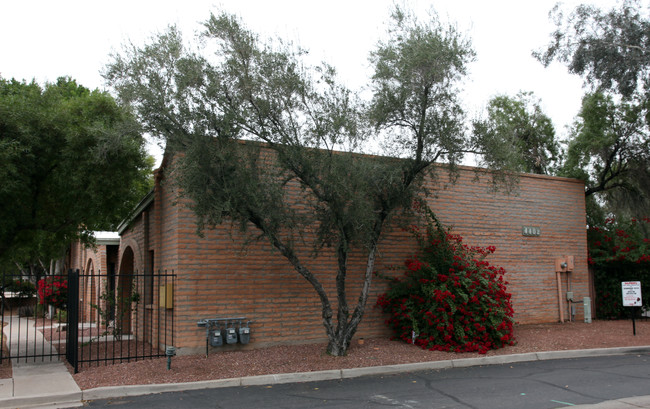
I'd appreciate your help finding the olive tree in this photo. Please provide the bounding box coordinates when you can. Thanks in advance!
[105,7,514,356]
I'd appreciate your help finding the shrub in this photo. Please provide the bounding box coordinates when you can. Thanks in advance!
[55,309,67,323]
[589,217,650,318]
[91,285,140,339]
[377,208,515,354]
[37,275,68,310]
[1,276,36,298]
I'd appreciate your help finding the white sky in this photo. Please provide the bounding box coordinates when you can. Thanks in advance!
[1,0,621,164]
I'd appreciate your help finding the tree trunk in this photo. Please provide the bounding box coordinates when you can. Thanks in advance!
[326,330,352,356]
[325,244,378,356]
[251,212,383,357]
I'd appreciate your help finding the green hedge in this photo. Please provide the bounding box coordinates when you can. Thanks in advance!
[589,217,650,318]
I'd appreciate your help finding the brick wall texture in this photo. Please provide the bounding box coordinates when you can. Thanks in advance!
[70,154,588,354]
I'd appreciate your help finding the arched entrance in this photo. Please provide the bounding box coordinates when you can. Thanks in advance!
[117,247,135,336]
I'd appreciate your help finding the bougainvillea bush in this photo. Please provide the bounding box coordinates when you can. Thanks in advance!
[589,217,650,318]
[37,275,68,310]
[377,208,515,354]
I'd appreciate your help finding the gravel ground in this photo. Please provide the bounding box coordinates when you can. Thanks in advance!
[71,320,650,390]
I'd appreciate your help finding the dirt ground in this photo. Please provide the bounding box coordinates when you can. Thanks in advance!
[68,320,650,390]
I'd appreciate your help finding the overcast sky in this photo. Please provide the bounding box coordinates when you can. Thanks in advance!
[1,0,621,163]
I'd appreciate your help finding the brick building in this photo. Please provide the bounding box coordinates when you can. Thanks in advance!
[67,232,120,320]
[69,151,589,355]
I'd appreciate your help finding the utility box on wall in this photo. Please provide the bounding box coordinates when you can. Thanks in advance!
[583,297,592,323]
[209,329,223,346]
[159,283,174,309]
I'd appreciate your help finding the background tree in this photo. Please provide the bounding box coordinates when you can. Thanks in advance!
[0,77,152,274]
[105,7,516,356]
[536,0,650,221]
[561,92,650,224]
[473,91,559,175]
[536,0,650,103]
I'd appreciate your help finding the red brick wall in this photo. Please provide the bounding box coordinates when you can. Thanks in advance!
[117,159,587,354]
[423,169,588,324]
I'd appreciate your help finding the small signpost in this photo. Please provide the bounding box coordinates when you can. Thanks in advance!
[621,281,642,336]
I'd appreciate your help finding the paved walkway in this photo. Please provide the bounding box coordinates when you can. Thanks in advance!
[0,317,81,408]
[0,320,648,409]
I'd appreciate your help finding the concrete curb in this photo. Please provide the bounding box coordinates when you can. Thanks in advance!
[341,360,453,378]
[81,346,650,402]
[0,391,82,409]
[566,395,650,409]
[82,378,241,401]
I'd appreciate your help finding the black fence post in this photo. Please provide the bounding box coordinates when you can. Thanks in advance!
[0,288,4,364]
[66,269,79,373]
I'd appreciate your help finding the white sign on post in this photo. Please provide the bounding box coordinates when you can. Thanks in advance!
[622,281,642,307]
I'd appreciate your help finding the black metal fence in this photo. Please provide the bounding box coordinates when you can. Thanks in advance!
[0,274,65,363]
[68,269,176,372]
[1,269,175,373]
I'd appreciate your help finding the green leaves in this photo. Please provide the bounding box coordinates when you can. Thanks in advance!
[0,77,151,266]
[473,91,559,175]
[369,6,474,165]
[536,0,650,101]
[588,217,650,318]
[560,92,650,220]
[537,0,650,222]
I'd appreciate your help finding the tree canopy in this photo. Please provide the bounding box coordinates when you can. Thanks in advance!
[536,0,650,102]
[473,91,558,175]
[105,7,517,355]
[537,0,650,222]
[561,91,650,223]
[0,77,152,270]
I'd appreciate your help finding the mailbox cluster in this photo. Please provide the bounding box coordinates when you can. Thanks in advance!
[197,317,251,356]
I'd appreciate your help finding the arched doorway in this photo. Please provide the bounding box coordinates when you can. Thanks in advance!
[117,247,135,336]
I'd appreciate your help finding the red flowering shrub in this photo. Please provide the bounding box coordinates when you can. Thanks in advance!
[37,275,68,310]
[377,208,515,354]
[589,217,650,318]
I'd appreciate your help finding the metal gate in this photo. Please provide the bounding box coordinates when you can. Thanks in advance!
[1,269,175,373]
[67,269,176,372]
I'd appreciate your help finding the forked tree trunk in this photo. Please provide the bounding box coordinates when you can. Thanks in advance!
[326,330,352,356]
[325,245,378,356]
[257,215,383,357]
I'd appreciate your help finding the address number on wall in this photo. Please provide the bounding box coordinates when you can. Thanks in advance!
[522,226,541,237]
